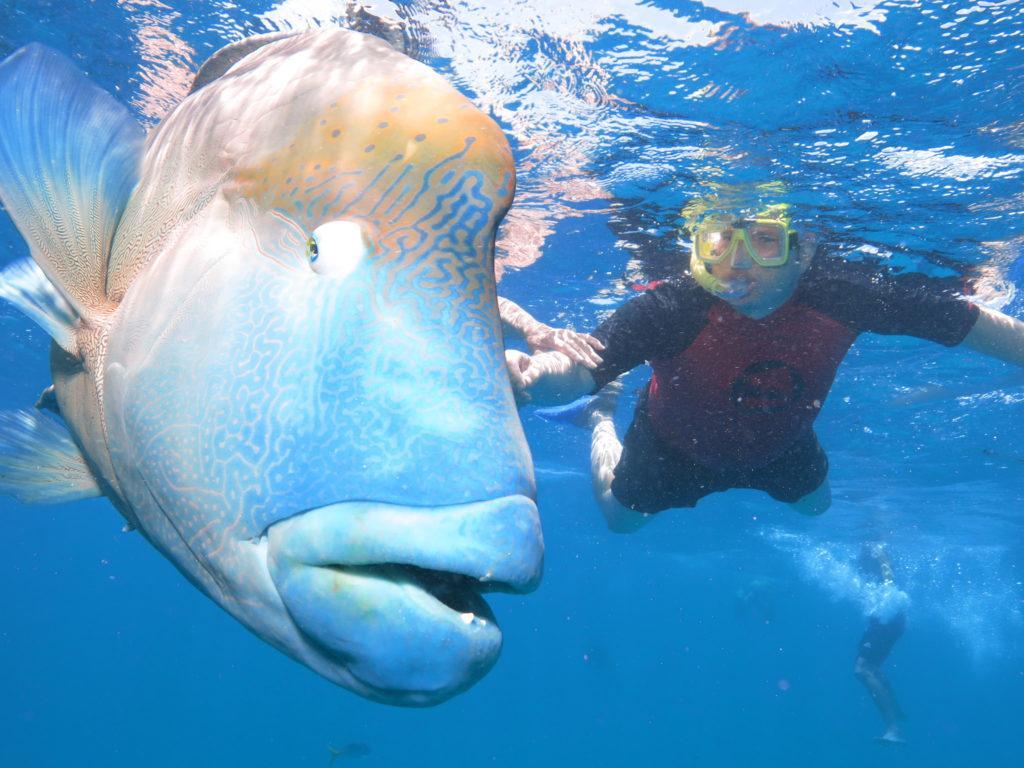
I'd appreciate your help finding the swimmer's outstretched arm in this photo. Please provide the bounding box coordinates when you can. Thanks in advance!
[498,296,604,367]
[497,296,534,342]
[961,306,1024,366]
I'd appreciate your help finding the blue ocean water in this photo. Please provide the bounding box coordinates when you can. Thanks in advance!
[1,1,1022,766]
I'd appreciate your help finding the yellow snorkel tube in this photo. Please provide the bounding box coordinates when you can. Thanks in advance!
[690,246,729,295]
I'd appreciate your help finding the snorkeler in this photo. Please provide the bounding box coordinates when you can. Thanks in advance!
[854,542,908,745]
[504,192,1024,531]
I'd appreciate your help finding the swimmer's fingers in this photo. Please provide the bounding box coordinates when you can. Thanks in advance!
[583,333,605,352]
[527,327,604,368]
[559,330,604,368]
[504,349,532,405]
[577,333,605,367]
[524,326,563,357]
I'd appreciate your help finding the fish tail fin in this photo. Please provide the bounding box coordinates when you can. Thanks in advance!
[0,257,80,353]
[0,44,145,317]
[0,410,102,505]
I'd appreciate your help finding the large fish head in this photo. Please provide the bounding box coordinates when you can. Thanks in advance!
[104,29,541,705]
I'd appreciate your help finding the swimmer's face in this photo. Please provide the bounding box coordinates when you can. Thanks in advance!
[690,232,815,318]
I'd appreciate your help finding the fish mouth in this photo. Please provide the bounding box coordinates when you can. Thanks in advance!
[265,495,543,706]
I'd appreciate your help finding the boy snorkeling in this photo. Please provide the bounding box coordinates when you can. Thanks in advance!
[503,193,1024,531]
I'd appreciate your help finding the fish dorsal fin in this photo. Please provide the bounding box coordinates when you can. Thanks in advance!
[0,44,144,317]
[189,32,298,95]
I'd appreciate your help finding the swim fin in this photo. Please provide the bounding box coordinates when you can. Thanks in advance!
[534,395,599,426]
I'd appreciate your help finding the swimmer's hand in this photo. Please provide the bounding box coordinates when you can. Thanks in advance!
[524,326,604,369]
[504,349,596,407]
[505,349,533,405]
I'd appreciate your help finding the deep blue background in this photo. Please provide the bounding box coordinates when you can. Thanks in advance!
[2,1,1023,766]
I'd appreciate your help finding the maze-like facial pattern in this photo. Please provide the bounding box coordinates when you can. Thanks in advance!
[101,30,535,690]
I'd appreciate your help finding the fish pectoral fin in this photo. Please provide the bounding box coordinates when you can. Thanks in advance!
[0,410,102,505]
[0,258,80,355]
[35,385,61,416]
[0,44,144,316]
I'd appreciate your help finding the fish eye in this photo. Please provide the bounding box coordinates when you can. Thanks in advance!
[306,220,367,279]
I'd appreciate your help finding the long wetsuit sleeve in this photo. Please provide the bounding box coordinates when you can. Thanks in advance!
[589,280,710,390]
[805,258,980,346]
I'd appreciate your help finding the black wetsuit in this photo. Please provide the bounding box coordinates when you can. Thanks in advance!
[590,255,980,512]
[858,613,906,667]
[855,548,907,667]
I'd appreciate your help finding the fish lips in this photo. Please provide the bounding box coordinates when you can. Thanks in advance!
[265,495,543,705]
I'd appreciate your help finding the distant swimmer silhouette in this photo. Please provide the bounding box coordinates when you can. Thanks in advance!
[504,184,1024,531]
[854,542,908,745]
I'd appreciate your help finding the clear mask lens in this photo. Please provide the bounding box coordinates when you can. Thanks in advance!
[694,217,790,267]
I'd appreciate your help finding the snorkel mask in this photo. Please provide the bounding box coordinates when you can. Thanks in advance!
[686,203,798,295]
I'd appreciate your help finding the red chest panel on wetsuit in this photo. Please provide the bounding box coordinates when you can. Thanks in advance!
[647,300,856,470]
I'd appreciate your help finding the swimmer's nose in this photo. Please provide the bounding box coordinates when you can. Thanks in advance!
[730,247,754,269]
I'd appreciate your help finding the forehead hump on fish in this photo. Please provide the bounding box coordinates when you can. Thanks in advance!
[203,35,514,240]
[107,30,535,515]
